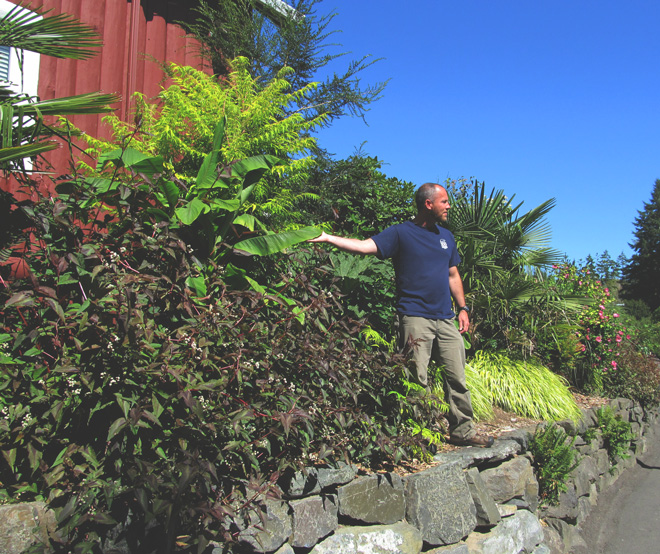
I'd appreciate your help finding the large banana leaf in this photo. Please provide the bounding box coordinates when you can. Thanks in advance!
[234,226,321,256]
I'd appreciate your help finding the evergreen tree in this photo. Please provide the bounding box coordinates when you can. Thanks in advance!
[623,179,660,311]
[596,250,618,280]
[183,0,387,127]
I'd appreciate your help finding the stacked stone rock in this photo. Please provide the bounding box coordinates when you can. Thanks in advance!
[1,398,655,554]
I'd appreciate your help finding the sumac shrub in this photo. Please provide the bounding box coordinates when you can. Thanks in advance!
[0,182,436,553]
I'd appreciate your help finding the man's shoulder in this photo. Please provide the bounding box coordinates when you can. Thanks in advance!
[374,220,413,238]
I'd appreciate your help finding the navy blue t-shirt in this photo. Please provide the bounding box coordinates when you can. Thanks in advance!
[372,220,460,319]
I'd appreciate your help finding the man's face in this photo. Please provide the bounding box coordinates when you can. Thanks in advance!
[427,186,451,222]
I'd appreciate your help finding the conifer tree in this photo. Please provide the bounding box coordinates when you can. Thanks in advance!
[183,0,387,127]
[623,179,660,311]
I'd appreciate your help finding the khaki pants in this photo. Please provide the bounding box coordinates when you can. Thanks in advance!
[398,315,475,440]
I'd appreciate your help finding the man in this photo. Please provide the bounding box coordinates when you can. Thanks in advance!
[310,183,493,448]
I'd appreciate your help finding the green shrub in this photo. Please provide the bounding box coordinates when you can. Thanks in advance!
[595,406,634,463]
[529,423,580,505]
[601,343,660,408]
[0,184,438,553]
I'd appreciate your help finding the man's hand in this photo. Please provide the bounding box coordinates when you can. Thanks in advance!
[307,233,378,255]
[308,231,330,243]
[458,310,470,334]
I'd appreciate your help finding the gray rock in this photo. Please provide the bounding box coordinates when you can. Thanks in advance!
[274,544,295,554]
[317,463,357,490]
[480,456,534,503]
[633,435,647,455]
[544,517,587,551]
[290,495,338,548]
[631,405,645,424]
[594,448,610,475]
[556,419,578,436]
[630,421,642,438]
[571,456,598,497]
[611,397,633,415]
[542,523,564,554]
[616,452,636,470]
[0,502,56,554]
[310,522,423,554]
[337,473,405,525]
[497,504,518,518]
[433,439,521,469]
[405,462,477,546]
[236,499,292,553]
[531,544,551,554]
[599,466,621,491]
[465,468,501,527]
[498,427,535,451]
[577,408,597,433]
[539,483,579,522]
[464,510,544,554]
[280,468,321,498]
[426,543,469,553]
[573,434,587,447]
[576,496,592,525]
[504,494,539,514]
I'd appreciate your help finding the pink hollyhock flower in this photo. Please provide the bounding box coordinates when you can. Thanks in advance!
[611,361,617,370]
[613,313,619,318]
[595,336,602,343]
[626,335,631,340]
[616,336,622,343]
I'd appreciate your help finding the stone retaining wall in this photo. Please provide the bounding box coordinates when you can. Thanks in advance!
[2,397,656,554]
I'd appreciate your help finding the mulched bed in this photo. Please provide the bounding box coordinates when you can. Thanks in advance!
[382,391,611,476]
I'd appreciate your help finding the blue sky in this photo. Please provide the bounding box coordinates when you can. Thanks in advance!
[311,0,660,263]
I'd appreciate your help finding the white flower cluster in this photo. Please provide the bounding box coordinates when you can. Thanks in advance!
[180,332,203,361]
[106,334,120,352]
[65,375,81,396]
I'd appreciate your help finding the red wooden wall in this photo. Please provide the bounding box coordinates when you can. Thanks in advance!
[7,0,210,178]
[2,0,210,278]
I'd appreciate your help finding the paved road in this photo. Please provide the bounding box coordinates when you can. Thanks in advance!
[576,420,660,554]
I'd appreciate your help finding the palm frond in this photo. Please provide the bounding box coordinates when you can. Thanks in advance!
[0,5,102,59]
[0,140,57,165]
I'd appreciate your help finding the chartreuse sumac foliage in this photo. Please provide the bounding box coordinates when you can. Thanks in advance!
[0,182,435,552]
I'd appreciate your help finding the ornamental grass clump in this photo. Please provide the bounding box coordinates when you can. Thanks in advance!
[468,351,582,421]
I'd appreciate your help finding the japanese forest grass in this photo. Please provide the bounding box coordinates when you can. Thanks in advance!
[432,351,581,422]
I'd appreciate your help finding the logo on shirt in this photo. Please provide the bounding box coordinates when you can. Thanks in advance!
[439,239,448,249]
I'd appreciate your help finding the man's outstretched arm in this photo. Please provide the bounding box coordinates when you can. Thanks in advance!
[309,231,378,255]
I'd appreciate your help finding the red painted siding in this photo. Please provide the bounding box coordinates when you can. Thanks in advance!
[4,0,210,180]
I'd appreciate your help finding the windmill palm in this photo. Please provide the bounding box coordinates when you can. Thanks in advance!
[0,5,118,171]
[448,180,588,354]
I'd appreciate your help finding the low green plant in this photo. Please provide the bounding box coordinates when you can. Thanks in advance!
[529,423,580,505]
[361,327,448,460]
[467,351,581,421]
[595,406,634,463]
